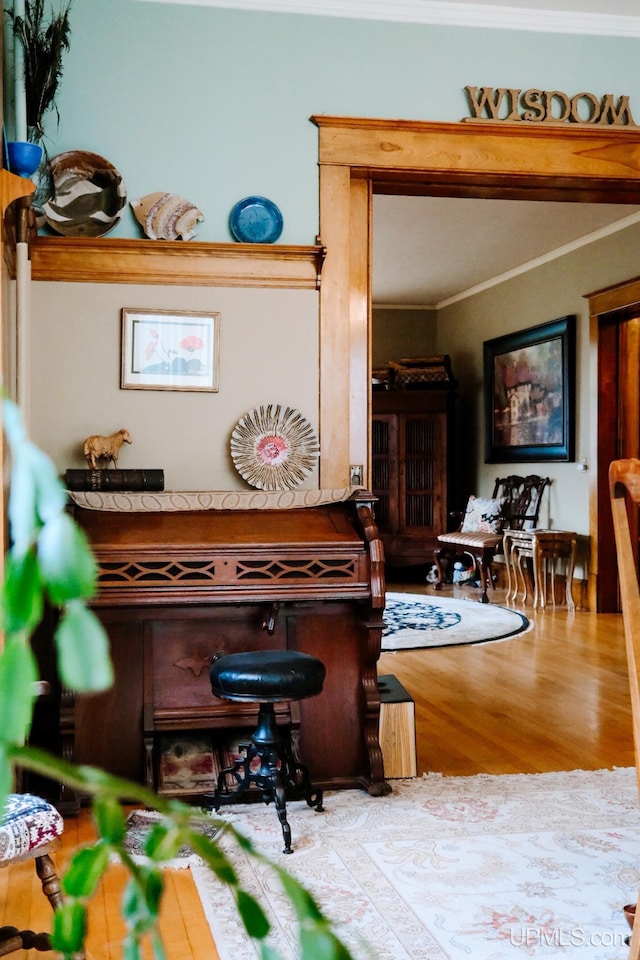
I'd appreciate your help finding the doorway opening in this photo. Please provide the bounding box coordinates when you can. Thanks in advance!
[312,115,640,609]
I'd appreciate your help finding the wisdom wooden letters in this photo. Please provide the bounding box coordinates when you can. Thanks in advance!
[464,85,638,127]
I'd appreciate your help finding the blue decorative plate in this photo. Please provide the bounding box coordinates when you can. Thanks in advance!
[229,196,283,243]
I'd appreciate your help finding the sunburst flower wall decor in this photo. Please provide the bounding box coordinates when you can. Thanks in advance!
[230,404,319,491]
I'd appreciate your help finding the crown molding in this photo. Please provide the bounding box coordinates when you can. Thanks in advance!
[134,0,640,37]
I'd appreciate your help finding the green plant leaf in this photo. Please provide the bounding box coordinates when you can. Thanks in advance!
[31,442,68,524]
[300,927,352,960]
[148,928,168,960]
[123,867,164,933]
[38,512,98,603]
[6,446,39,557]
[236,888,270,940]
[1,549,43,635]
[55,601,113,692]
[275,867,323,922]
[8,442,67,553]
[92,795,126,845]
[52,900,87,954]
[187,830,238,884]
[0,641,37,745]
[0,744,13,811]
[4,396,69,555]
[63,844,110,898]
[123,936,143,960]
[260,945,282,960]
[141,821,183,862]
[1,396,26,447]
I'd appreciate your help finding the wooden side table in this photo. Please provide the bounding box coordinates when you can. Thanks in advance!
[532,530,577,612]
[503,529,535,607]
[503,529,576,611]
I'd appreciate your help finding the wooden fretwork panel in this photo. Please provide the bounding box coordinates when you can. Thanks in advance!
[371,414,397,531]
[402,416,438,531]
[372,389,456,568]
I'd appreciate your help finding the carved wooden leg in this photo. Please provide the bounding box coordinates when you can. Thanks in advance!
[503,535,516,605]
[35,854,87,959]
[565,538,576,612]
[433,546,448,590]
[0,928,25,957]
[476,557,491,603]
[516,548,534,605]
[36,853,64,912]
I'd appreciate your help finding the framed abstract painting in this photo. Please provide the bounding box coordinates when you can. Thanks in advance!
[484,315,575,463]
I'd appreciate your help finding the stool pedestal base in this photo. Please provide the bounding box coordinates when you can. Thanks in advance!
[204,702,324,854]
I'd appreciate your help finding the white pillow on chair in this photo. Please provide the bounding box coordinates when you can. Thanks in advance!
[460,496,505,534]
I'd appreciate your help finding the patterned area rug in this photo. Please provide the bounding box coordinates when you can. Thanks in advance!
[382,591,531,651]
[123,809,222,867]
[191,767,640,959]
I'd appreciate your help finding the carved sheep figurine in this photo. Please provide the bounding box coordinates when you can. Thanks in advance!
[83,428,132,469]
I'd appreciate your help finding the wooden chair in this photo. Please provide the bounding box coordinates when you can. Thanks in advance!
[433,474,550,603]
[0,793,68,957]
[609,457,640,959]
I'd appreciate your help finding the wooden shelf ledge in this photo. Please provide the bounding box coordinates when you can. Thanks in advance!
[29,236,326,289]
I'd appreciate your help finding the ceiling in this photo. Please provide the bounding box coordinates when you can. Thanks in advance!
[372,196,640,307]
[139,0,640,32]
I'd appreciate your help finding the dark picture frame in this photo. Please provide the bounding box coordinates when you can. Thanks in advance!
[484,315,575,463]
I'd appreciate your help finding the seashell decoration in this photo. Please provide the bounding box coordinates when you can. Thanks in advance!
[230,404,320,491]
[130,191,204,241]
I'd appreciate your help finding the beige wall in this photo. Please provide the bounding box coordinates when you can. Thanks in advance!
[26,221,640,537]
[372,307,437,367]
[29,282,319,491]
[436,221,640,570]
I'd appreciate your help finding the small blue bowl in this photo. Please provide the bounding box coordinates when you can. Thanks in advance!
[6,141,43,178]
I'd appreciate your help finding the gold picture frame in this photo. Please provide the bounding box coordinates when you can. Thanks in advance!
[121,307,220,392]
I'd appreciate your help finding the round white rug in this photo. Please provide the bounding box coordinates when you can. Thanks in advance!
[382,591,531,650]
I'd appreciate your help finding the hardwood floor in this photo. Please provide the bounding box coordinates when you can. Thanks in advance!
[1,581,635,959]
[382,581,634,776]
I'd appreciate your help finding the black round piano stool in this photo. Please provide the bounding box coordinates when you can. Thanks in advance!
[204,649,326,854]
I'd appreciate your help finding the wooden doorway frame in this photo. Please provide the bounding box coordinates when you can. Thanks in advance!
[311,115,640,609]
[587,277,640,611]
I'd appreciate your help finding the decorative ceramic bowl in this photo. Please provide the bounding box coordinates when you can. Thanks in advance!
[42,150,127,238]
[6,141,43,178]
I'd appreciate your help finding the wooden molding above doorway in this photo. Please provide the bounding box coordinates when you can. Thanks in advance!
[311,115,640,609]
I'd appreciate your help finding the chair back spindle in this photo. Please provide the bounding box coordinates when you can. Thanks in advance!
[609,457,640,960]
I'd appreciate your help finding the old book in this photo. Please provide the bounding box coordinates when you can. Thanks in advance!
[378,674,417,779]
[65,469,164,491]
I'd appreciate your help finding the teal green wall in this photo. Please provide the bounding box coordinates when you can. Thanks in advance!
[5,0,639,243]
[5,1,640,545]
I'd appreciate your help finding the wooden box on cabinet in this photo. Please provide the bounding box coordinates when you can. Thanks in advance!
[372,388,457,568]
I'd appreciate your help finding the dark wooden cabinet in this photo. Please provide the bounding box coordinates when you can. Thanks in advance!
[44,494,390,805]
[372,389,457,568]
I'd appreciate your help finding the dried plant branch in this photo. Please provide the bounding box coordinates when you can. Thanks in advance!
[6,0,72,141]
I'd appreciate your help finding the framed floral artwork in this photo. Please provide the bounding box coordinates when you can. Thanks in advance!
[121,308,220,392]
